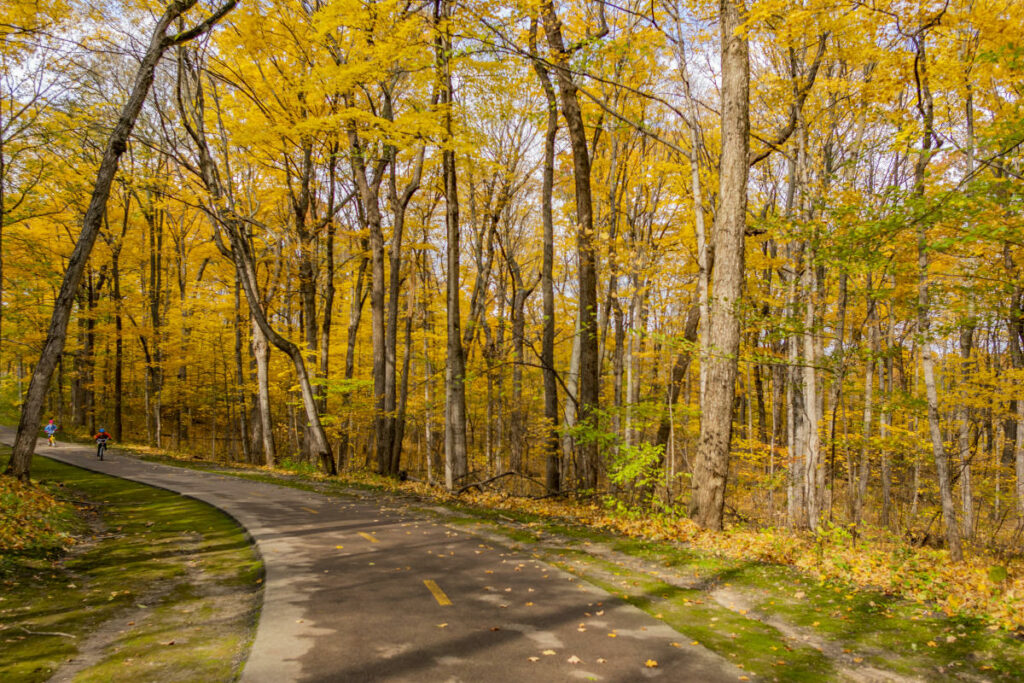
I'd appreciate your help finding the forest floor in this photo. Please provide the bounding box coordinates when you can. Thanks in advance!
[0,450,261,682]
[113,445,1024,681]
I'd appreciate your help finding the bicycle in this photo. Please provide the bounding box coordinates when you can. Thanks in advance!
[95,436,110,460]
[48,433,56,447]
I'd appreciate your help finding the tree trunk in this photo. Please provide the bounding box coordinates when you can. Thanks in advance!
[252,317,275,466]
[383,148,425,476]
[913,31,962,561]
[689,0,749,529]
[233,282,251,462]
[4,0,237,480]
[339,247,368,469]
[436,0,467,490]
[529,27,561,493]
[856,285,876,526]
[541,0,601,490]
[802,246,823,529]
[112,251,124,442]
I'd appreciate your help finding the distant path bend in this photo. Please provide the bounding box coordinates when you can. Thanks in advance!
[5,430,742,682]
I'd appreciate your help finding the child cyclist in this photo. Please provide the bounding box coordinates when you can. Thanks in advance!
[44,419,58,446]
[93,427,111,460]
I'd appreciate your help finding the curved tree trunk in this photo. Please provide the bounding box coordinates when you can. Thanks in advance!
[4,0,237,480]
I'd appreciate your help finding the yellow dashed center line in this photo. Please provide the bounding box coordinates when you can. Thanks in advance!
[301,507,319,515]
[424,580,452,606]
[358,532,379,543]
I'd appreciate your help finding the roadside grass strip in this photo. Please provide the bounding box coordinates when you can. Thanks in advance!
[0,453,261,682]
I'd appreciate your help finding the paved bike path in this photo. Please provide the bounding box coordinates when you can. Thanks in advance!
[11,432,743,682]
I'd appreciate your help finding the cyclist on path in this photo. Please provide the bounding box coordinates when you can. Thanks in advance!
[93,428,111,460]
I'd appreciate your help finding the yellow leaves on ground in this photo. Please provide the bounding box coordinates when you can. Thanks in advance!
[0,477,76,554]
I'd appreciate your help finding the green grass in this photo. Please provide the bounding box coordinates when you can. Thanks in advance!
[0,453,262,682]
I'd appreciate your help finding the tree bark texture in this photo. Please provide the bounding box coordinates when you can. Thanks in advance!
[689,0,749,529]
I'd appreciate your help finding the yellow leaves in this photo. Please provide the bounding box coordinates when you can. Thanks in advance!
[644,659,658,668]
[0,478,75,555]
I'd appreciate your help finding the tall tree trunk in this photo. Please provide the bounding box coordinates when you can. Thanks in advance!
[856,279,876,526]
[178,43,330,475]
[690,0,750,528]
[913,30,962,561]
[234,282,251,462]
[384,148,425,476]
[252,317,275,466]
[339,247,368,469]
[879,346,893,527]
[562,312,581,485]
[437,0,467,490]
[4,0,237,480]
[540,0,601,489]
[392,284,415,475]
[802,244,823,529]
[529,25,561,493]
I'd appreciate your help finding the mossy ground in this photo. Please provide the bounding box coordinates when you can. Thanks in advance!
[0,453,261,682]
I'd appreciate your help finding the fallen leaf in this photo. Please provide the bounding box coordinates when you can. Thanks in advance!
[645,659,658,668]
[542,649,556,656]
[528,657,539,663]
[567,655,581,664]
[437,623,448,628]
[608,633,617,638]
[597,657,606,664]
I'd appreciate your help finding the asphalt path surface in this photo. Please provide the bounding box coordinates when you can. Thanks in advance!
[7,430,744,682]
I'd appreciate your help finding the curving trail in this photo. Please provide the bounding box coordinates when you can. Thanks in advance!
[10,431,742,682]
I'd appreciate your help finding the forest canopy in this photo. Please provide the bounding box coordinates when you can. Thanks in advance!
[2,0,1024,562]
